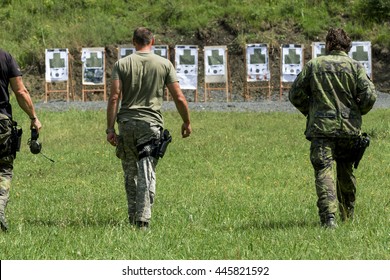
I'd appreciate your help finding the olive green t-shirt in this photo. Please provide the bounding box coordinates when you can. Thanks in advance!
[111,51,178,126]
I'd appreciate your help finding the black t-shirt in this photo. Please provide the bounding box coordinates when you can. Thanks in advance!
[0,49,22,117]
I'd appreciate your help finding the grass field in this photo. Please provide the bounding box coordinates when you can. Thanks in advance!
[0,105,389,260]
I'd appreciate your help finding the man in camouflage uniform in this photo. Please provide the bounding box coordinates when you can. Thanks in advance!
[106,27,191,229]
[289,28,377,228]
[0,49,42,232]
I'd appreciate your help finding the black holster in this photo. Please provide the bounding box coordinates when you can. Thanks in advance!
[353,133,370,169]
[137,129,172,160]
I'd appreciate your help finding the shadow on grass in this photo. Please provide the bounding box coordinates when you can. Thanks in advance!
[24,217,126,228]
[238,219,320,230]
[24,217,321,231]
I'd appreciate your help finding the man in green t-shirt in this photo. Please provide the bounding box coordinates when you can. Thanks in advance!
[106,27,191,229]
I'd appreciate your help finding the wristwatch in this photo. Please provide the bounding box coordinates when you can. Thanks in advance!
[106,128,115,134]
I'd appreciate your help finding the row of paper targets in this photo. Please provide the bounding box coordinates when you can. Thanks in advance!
[45,41,372,88]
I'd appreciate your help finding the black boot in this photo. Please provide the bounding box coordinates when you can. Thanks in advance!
[321,213,337,229]
[136,221,149,230]
[340,204,354,222]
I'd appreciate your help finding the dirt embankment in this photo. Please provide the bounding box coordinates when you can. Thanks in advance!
[23,23,390,102]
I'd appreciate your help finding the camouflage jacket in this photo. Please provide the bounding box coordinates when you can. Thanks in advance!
[289,50,377,139]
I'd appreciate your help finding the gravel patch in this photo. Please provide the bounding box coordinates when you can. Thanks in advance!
[35,92,390,113]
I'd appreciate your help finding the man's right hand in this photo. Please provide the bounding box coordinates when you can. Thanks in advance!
[107,132,118,146]
[181,122,191,138]
[31,118,42,131]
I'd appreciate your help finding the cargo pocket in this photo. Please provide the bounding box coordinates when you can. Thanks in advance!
[0,114,12,154]
[310,139,333,170]
[115,135,126,160]
[0,113,12,143]
[312,111,337,134]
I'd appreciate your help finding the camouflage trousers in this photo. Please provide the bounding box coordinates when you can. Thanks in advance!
[116,120,161,224]
[0,155,13,222]
[310,137,357,221]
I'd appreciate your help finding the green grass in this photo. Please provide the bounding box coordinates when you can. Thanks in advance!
[0,104,389,260]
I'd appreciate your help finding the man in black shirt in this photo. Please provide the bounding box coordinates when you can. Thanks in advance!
[0,49,42,232]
